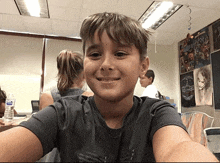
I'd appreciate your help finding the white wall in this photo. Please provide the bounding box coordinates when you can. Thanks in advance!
[134,43,181,112]
[0,34,43,113]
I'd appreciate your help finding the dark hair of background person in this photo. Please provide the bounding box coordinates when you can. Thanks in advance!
[0,87,17,117]
[0,87,6,104]
[0,87,6,118]
[145,69,155,83]
[80,12,150,60]
[57,50,84,93]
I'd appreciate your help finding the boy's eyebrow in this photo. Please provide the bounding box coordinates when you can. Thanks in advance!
[86,44,100,52]
[116,44,133,51]
[116,44,132,49]
[85,43,132,52]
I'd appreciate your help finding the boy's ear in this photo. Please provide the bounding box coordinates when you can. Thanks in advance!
[139,57,149,78]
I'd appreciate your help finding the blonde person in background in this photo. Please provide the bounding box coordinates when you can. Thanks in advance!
[39,50,93,111]
[39,50,93,162]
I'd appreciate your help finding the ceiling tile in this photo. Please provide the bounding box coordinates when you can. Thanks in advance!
[0,14,26,32]
[118,0,153,19]
[22,16,53,35]
[0,0,19,15]
[49,5,81,22]
[49,6,66,20]
[51,19,80,37]
[0,0,220,45]
[65,8,81,21]
[48,0,83,8]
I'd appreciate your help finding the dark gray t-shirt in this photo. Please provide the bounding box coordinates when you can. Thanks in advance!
[42,88,84,162]
[51,88,84,101]
[20,95,186,162]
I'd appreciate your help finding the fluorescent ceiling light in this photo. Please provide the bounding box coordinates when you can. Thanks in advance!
[139,1,182,30]
[24,0,40,17]
[14,0,50,18]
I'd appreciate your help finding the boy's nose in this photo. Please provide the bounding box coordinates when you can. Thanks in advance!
[100,55,114,71]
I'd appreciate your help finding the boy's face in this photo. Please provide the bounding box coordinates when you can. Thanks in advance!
[84,31,148,102]
[140,76,152,88]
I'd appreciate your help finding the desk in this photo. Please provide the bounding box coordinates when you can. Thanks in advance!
[0,116,30,132]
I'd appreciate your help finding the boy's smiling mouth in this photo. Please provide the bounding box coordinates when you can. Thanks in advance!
[96,77,121,82]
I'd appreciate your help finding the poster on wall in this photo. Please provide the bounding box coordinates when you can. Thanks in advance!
[180,71,196,107]
[193,27,211,68]
[179,34,195,74]
[212,19,220,51]
[179,27,211,74]
[194,64,213,106]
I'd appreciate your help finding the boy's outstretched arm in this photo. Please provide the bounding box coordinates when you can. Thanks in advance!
[153,125,219,162]
[0,126,43,162]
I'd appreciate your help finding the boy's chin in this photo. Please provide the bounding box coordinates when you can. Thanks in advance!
[94,93,131,103]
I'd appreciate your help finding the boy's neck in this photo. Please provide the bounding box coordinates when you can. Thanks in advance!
[94,94,134,129]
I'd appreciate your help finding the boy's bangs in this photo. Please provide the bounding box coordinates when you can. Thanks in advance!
[101,25,134,47]
[80,12,149,58]
[94,17,140,47]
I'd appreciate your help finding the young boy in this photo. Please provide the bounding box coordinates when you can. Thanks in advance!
[0,12,218,162]
[140,69,159,99]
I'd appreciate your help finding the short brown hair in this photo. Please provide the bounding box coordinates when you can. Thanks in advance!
[80,12,150,60]
[57,50,84,92]
[0,87,6,103]
[145,69,155,83]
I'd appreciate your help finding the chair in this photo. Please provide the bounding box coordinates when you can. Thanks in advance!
[204,127,220,160]
[31,100,39,113]
[181,111,214,146]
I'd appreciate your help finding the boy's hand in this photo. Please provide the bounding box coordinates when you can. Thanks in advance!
[0,120,14,132]
[0,118,27,132]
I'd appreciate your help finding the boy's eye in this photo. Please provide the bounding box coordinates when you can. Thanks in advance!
[115,52,127,57]
[88,52,101,58]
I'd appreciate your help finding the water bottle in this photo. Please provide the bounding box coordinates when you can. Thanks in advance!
[4,93,16,122]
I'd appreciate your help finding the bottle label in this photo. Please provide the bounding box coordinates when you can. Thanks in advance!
[6,100,15,106]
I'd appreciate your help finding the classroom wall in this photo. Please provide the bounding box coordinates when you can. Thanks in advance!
[0,34,91,113]
[0,34,43,113]
[0,33,183,114]
[134,43,181,111]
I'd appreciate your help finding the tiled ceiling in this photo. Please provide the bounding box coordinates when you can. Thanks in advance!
[0,0,220,45]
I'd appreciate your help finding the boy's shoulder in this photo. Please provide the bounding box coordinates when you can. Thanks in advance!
[138,96,162,107]
[137,96,174,115]
[53,95,93,113]
[61,94,90,102]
